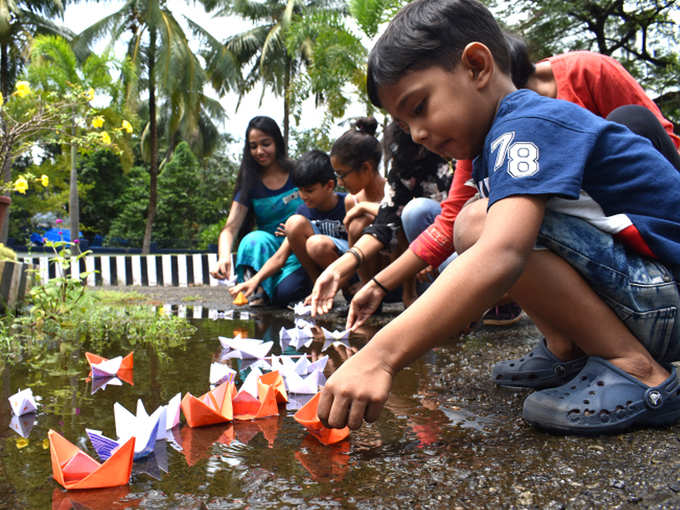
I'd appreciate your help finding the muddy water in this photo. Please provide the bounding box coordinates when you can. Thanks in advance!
[1,309,680,509]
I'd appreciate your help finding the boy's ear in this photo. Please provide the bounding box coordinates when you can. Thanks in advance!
[461,42,494,88]
[324,179,336,191]
[360,161,373,173]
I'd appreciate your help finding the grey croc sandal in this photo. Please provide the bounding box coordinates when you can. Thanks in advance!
[491,338,587,389]
[522,357,680,435]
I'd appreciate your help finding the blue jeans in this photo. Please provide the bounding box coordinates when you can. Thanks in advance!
[536,210,680,363]
[401,197,458,274]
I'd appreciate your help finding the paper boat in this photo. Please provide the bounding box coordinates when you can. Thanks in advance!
[48,429,134,490]
[85,352,134,384]
[232,374,279,421]
[129,393,182,442]
[286,393,314,411]
[259,371,288,403]
[209,362,237,386]
[320,328,351,352]
[219,335,273,359]
[233,291,248,306]
[293,393,350,445]
[279,325,315,351]
[286,370,326,394]
[181,381,235,427]
[87,421,158,462]
[9,413,36,438]
[292,302,312,316]
[9,387,38,416]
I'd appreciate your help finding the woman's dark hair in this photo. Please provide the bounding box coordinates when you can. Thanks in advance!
[293,150,336,188]
[505,32,535,89]
[233,116,293,204]
[330,117,382,171]
[383,121,447,179]
[367,0,510,107]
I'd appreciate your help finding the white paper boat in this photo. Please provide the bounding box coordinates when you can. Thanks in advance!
[209,362,237,385]
[320,327,351,352]
[8,388,38,416]
[285,370,326,394]
[90,356,124,378]
[218,335,273,359]
[239,367,263,398]
[86,418,159,461]
[293,302,312,316]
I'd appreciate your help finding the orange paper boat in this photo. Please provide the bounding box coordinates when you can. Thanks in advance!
[85,352,134,385]
[232,380,279,420]
[293,392,350,445]
[233,291,248,306]
[258,370,288,404]
[181,381,236,427]
[48,429,134,490]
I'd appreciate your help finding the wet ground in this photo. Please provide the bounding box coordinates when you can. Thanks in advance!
[1,285,680,509]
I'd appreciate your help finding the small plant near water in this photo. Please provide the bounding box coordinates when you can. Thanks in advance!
[0,239,195,366]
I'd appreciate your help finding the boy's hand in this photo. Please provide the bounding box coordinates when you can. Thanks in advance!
[346,284,383,331]
[310,268,341,316]
[317,346,393,430]
[416,265,437,283]
[275,222,287,237]
[228,279,258,298]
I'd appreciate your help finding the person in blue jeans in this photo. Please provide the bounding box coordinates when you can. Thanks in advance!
[316,0,680,435]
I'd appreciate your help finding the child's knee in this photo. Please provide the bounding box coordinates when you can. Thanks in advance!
[454,198,488,253]
[306,235,336,260]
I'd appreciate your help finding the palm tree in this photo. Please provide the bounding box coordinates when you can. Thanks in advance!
[27,34,129,252]
[206,0,345,146]
[75,0,236,253]
[0,0,72,98]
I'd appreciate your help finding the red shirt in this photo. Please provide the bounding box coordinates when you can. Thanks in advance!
[411,51,680,267]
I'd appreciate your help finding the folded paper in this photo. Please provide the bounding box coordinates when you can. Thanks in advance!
[85,352,134,385]
[181,381,235,427]
[233,291,248,306]
[90,376,124,394]
[293,392,350,445]
[219,335,273,359]
[9,387,38,416]
[49,429,134,490]
[209,362,237,386]
[9,413,36,438]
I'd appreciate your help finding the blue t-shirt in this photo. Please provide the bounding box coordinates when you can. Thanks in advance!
[234,174,302,235]
[472,89,680,264]
[295,192,348,240]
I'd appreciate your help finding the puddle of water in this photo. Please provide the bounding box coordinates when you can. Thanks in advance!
[0,312,460,509]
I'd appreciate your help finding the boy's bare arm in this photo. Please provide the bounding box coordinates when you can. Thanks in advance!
[230,239,292,297]
[318,195,547,430]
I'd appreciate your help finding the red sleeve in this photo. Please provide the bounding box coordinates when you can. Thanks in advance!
[550,52,680,149]
[410,159,475,267]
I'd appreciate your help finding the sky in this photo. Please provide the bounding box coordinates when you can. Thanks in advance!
[62,0,375,156]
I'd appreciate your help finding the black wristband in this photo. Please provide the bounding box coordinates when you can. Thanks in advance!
[372,276,389,294]
[348,248,363,268]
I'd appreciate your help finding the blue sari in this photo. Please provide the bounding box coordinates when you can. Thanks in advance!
[233,175,303,300]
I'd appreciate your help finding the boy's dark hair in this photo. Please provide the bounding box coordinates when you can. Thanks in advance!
[383,121,447,179]
[330,117,382,171]
[505,32,535,89]
[293,150,336,188]
[367,0,510,107]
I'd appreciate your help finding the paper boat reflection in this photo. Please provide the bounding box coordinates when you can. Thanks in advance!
[295,435,350,482]
[90,376,124,394]
[180,423,235,466]
[293,393,350,445]
[233,416,280,447]
[51,486,138,510]
[48,430,134,490]
[9,412,36,438]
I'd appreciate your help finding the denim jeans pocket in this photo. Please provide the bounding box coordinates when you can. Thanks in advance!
[602,295,677,361]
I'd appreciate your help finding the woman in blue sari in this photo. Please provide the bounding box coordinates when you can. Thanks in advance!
[210,116,308,306]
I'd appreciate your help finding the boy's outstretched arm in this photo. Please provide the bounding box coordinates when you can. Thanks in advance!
[228,239,292,298]
[317,195,547,430]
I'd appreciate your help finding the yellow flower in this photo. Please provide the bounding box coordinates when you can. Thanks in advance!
[85,88,95,101]
[15,437,29,449]
[42,439,49,450]
[91,115,105,129]
[121,119,133,134]
[100,131,112,145]
[40,174,49,187]
[14,81,31,98]
[13,176,28,194]
[0,92,3,108]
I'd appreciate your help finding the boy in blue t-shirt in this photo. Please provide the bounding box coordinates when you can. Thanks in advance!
[316,0,680,434]
[229,150,353,303]
[286,150,357,282]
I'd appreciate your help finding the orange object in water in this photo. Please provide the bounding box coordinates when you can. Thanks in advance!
[233,291,248,306]
[84,352,134,385]
[232,381,279,420]
[48,429,134,490]
[258,370,288,404]
[181,381,236,427]
[294,393,350,445]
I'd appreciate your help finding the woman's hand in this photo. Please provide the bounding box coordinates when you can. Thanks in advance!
[210,257,231,280]
[416,265,437,283]
[310,267,342,316]
[346,282,384,331]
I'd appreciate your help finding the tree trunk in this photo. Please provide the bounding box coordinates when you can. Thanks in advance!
[69,119,80,255]
[1,43,9,99]
[0,128,12,244]
[283,56,291,148]
[142,28,159,255]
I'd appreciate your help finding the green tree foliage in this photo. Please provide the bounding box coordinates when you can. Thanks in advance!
[0,0,72,98]
[492,0,680,124]
[106,164,148,247]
